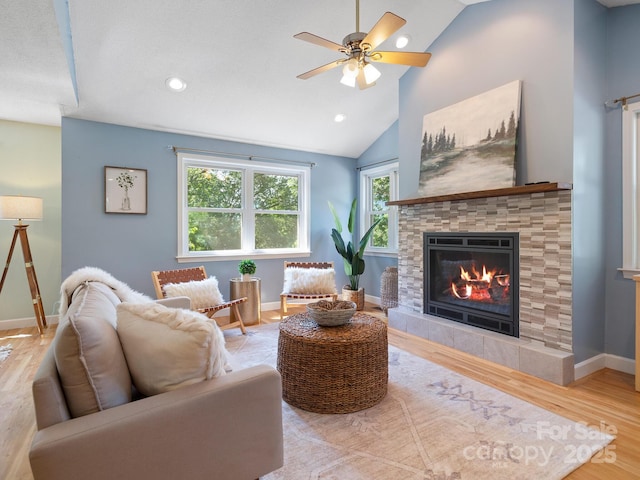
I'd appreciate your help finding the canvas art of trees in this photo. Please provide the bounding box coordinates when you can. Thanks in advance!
[418,80,521,197]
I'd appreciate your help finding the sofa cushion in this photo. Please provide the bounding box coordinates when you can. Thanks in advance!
[163,276,225,309]
[282,267,337,294]
[116,302,229,396]
[53,282,132,418]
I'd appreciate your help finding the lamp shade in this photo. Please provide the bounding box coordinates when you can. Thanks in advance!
[0,195,43,221]
[363,63,381,85]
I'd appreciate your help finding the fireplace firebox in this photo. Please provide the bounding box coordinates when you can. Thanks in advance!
[424,232,519,337]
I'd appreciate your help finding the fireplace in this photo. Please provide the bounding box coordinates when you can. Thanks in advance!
[424,232,519,337]
[388,186,573,385]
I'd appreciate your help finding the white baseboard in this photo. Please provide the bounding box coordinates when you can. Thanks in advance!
[574,354,606,379]
[0,315,59,331]
[262,301,280,311]
[603,353,636,376]
[574,352,635,379]
[365,294,381,305]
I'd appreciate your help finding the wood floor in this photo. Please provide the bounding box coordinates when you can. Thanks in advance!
[2,304,639,479]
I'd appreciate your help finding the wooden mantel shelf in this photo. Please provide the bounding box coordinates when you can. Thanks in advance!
[386,182,573,207]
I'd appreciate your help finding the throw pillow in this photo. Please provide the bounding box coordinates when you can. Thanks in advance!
[54,282,132,418]
[163,276,224,310]
[283,267,337,294]
[116,302,230,396]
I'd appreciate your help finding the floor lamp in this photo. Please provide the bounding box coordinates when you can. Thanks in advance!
[0,195,47,335]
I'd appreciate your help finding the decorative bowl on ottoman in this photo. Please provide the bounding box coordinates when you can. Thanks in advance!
[306,300,356,327]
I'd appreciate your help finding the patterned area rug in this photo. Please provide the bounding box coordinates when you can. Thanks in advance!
[0,344,12,362]
[224,324,614,480]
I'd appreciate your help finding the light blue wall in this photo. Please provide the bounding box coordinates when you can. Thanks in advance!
[398,0,574,199]
[357,120,399,170]
[572,0,608,363]
[61,118,355,303]
[603,4,640,359]
[356,121,400,297]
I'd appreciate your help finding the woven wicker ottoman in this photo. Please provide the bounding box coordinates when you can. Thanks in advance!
[277,312,388,414]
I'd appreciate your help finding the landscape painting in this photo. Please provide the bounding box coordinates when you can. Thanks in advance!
[418,80,521,197]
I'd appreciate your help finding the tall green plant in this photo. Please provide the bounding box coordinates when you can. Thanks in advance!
[328,199,383,290]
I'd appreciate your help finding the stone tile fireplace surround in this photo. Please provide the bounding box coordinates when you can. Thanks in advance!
[387,183,575,385]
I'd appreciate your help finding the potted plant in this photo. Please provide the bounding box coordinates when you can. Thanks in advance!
[238,259,256,282]
[328,199,382,310]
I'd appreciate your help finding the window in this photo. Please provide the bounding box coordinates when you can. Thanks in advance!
[177,153,310,261]
[621,101,640,279]
[359,162,399,255]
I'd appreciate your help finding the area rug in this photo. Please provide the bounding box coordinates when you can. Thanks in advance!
[0,344,12,362]
[224,324,614,480]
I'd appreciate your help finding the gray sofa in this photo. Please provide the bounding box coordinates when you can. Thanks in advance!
[29,275,284,480]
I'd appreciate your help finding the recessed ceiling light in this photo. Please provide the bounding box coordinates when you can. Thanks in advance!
[334,114,346,123]
[165,77,187,92]
[395,35,411,49]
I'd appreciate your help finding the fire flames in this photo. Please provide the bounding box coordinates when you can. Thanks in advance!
[450,265,510,302]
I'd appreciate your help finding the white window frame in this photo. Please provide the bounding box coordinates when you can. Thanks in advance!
[620,101,640,279]
[359,162,399,256]
[177,153,311,262]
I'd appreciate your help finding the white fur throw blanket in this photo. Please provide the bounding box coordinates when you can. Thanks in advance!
[59,267,153,317]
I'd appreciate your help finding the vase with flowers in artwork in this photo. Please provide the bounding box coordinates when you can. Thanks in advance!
[116,171,137,211]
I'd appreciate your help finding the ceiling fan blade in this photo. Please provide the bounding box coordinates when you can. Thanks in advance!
[361,12,406,51]
[369,51,432,67]
[297,60,343,80]
[294,32,344,52]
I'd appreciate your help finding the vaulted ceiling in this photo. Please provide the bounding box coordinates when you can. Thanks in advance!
[0,0,636,158]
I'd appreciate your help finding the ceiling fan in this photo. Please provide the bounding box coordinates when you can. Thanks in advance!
[294,0,432,89]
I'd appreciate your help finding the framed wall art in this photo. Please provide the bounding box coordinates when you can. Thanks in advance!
[418,80,521,197]
[104,166,147,214]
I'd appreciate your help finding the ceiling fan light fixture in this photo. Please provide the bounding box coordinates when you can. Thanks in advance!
[342,58,358,76]
[363,63,381,85]
[340,59,358,87]
[340,73,357,88]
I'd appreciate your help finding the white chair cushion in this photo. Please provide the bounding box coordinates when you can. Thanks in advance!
[163,276,225,309]
[116,302,230,396]
[282,267,337,295]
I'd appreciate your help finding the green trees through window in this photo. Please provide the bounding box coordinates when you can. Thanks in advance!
[360,162,398,253]
[254,173,299,249]
[180,155,309,257]
[187,167,242,251]
[371,175,389,248]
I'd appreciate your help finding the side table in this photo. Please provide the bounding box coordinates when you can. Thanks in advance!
[230,277,261,326]
[277,312,388,413]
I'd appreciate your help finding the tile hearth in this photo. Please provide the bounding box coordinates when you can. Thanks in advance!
[388,307,574,385]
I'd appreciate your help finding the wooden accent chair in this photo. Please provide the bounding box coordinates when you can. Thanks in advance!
[280,261,338,319]
[151,266,247,334]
